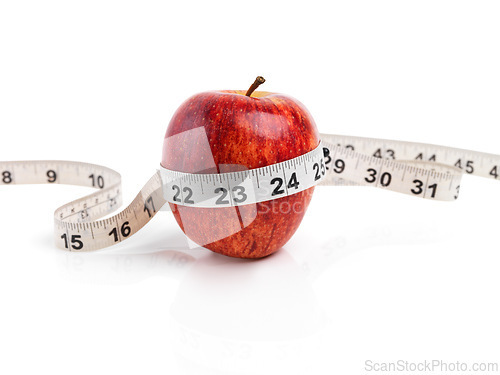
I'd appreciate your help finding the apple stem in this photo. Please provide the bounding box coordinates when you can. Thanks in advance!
[245,76,266,97]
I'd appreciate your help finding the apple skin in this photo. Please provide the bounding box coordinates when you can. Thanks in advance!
[162,89,320,258]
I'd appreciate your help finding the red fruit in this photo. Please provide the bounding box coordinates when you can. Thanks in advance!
[162,80,319,258]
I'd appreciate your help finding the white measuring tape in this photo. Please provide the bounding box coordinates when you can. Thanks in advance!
[159,142,326,208]
[0,161,166,251]
[1,133,498,252]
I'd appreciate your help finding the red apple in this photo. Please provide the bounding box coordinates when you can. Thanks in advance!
[161,77,320,258]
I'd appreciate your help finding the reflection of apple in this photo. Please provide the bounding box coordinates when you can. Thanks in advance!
[170,250,325,373]
[162,77,320,258]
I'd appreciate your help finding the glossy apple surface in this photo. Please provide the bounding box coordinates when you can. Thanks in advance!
[162,90,320,258]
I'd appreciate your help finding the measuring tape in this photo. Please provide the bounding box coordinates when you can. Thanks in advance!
[159,142,327,208]
[1,133,499,252]
[0,161,166,251]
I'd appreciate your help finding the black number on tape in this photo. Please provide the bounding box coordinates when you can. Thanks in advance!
[47,170,57,183]
[412,179,424,195]
[333,159,345,174]
[365,168,377,183]
[232,186,247,203]
[144,196,156,217]
[214,186,248,204]
[89,174,105,189]
[466,160,474,174]
[215,187,230,205]
[365,169,391,187]
[313,160,326,181]
[489,166,498,179]
[172,185,181,202]
[454,185,460,200]
[428,183,437,198]
[61,234,84,250]
[313,163,320,180]
[172,185,194,204]
[109,222,131,242]
[2,171,12,184]
[183,187,194,204]
[271,177,285,196]
[323,147,332,170]
[416,153,436,161]
[380,172,392,187]
[455,159,474,174]
[412,180,437,198]
[287,172,300,190]
[373,149,395,159]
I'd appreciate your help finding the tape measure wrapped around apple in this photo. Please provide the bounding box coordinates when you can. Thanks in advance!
[2,76,498,259]
[161,76,322,258]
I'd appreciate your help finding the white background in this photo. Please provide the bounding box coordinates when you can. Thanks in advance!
[1,1,499,374]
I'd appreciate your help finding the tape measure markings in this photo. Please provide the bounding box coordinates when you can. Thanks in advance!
[319,137,463,201]
[0,160,167,251]
[3,133,500,252]
[322,133,500,180]
[159,142,327,208]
